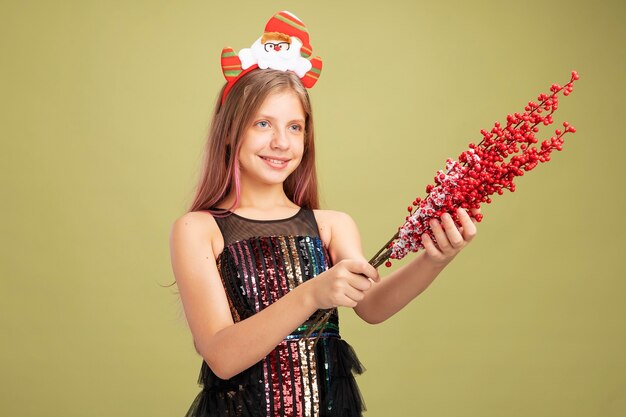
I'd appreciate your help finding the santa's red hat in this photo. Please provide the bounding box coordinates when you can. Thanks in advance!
[264,11,312,58]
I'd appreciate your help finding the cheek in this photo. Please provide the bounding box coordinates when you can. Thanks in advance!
[239,136,265,157]
[236,143,258,168]
[295,138,305,157]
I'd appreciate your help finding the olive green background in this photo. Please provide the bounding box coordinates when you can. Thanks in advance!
[2,0,625,416]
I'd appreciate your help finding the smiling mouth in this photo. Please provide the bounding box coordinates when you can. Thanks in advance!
[259,156,290,165]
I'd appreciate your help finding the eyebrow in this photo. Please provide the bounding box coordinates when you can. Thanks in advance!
[256,114,305,123]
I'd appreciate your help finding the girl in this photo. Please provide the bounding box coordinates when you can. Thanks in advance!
[169,11,478,417]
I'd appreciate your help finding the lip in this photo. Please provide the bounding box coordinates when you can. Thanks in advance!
[258,155,291,169]
[259,155,290,162]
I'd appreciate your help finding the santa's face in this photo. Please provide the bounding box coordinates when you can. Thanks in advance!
[263,41,290,53]
[252,36,303,61]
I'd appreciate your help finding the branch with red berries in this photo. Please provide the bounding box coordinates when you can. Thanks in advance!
[306,71,580,345]
[369,70,580,268]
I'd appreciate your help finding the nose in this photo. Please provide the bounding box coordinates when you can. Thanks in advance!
[275,45,281,51]
[270,128,289,150]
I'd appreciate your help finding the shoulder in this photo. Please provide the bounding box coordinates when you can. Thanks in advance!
[170,211,217,238]
[312,209,361,261]
[169,211,224,259]
[312,209,356,230]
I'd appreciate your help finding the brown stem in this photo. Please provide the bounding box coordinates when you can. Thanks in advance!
[303,309,333,349]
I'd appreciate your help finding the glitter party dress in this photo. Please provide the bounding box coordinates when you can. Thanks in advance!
[184,207,366,417]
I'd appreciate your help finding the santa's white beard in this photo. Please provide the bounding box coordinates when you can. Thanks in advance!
[239,38,312,77]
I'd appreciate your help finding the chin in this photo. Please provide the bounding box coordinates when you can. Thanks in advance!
[264,170,297,184]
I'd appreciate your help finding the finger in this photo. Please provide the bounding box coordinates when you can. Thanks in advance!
[469,207,481,224]
[360,262,381,282]
[421,232,442,258]
[344,286,365,303]
[429,218,451,251]
[348,274,373,292]
[440,212,465,249]
[340,295,358,308]
[346,260,380,282]
[457,208,477,241]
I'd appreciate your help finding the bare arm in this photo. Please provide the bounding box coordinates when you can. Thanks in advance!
[169,211,378,380]
[353,251,448,324]
[169,212,318,380]
[327,209,478,325]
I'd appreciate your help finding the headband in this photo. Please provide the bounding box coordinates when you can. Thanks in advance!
[220,11,323,105]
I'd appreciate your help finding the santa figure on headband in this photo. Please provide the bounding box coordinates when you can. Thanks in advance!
[220,10,323,101]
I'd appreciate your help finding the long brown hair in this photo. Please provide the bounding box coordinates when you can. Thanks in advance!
[189,69,320,213]
[163,70,320,289]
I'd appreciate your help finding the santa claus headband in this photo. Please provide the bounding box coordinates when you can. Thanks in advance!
[220,10,323,105]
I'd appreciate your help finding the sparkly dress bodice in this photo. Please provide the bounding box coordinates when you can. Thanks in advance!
[184,208,366,417]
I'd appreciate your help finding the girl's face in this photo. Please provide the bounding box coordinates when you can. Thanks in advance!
[237,90,306,187]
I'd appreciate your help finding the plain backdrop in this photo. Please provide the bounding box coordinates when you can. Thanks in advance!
[2,0,625,416]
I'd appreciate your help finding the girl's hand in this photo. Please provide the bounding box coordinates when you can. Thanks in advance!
[307,259,380,309]
[421,208,479,266]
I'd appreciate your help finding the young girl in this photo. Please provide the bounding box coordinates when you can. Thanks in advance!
[169,11,478,417]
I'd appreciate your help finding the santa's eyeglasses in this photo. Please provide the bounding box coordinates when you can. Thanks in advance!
[264,42,290,52]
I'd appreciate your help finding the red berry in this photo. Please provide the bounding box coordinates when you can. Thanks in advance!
[385,261,392,268]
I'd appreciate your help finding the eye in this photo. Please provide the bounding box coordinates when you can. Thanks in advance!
[289,124,304,132]
[255,120,269,128]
